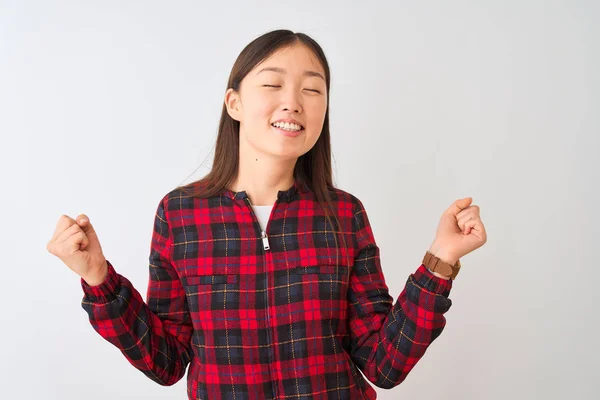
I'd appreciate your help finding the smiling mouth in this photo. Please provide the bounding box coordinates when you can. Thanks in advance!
[271,122,305,132]
[271,124,304,137]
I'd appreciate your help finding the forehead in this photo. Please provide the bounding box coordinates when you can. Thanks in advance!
[251,43,325,77]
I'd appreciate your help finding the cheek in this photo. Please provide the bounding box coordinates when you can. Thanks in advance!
[306,99,327,130]
[248,94,276,124]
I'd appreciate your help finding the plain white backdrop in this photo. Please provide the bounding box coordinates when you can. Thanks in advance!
[2,0,598,399]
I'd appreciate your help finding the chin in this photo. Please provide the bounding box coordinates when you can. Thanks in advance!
[264,146,305,161]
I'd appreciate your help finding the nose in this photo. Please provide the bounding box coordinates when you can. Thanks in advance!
[281,88,302,113]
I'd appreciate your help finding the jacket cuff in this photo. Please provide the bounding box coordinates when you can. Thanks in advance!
[413,263,453,297]
[81,260,120,303]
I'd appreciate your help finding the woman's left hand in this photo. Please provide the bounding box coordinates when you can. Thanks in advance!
[428,197,487,265]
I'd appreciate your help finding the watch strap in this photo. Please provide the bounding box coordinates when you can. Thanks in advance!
[423,251,461,280]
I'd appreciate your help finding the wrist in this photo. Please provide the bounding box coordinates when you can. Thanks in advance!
[429,269,451,280]
[83,261,108,287]
[428,244,458,266]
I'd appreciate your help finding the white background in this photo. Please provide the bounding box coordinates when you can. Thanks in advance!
[2,0,598,398]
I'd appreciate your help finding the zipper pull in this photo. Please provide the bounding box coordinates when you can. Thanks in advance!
[261,230,270,251]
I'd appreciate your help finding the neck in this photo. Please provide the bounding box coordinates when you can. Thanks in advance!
[230,141,297,206]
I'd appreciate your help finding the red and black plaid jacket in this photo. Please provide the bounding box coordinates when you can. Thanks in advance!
[81,181,453,399]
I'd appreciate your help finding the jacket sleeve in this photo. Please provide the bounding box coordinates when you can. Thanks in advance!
[80,195,193,386]
[346,198,453,389]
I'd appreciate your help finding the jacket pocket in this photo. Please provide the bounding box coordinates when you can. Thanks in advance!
[183,271,243,366]
[182,274,238,286]
[290,260,351,318]
[294,264,343,275]
[182,272,240,328]
[293,255,352,278]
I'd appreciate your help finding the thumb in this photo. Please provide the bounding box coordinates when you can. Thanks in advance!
[76,214,103,252]
[446,197,473,216]
[76,214,96,236]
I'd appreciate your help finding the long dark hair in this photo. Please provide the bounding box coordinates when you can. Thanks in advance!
[176,29,349,264]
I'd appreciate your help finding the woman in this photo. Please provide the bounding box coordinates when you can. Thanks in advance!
[47,29,487,399]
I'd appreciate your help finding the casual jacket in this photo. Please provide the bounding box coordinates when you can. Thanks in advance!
[81,180,453,399]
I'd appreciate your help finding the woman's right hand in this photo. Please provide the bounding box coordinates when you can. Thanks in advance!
[47,214,108,286]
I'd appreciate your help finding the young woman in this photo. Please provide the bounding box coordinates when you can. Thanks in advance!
[48,29,487,399]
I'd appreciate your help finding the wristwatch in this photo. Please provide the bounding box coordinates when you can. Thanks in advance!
[422,251,461,280]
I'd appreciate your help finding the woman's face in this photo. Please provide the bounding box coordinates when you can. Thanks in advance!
[225,43,328,160]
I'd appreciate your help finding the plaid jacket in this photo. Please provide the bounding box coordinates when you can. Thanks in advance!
[81,181,453,399]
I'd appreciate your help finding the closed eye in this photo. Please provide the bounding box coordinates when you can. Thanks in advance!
[262,85,321,94]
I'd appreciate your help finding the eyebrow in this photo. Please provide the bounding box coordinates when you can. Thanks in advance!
[257,67,325,81]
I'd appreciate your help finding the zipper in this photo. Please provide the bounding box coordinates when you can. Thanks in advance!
[244,196,277,399]
[261,230,270,250]
[244,196,273,250]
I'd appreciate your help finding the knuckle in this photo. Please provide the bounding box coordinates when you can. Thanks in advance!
[70,223,81,233]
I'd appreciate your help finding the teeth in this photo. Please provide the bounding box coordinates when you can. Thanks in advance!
[272,121,302,131]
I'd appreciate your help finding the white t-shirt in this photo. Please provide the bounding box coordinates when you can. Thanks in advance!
[251,204,273,232]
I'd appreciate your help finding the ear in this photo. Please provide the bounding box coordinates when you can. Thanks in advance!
[225,88,242,121]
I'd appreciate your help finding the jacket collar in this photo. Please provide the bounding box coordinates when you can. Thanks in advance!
[220,179,308,203]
